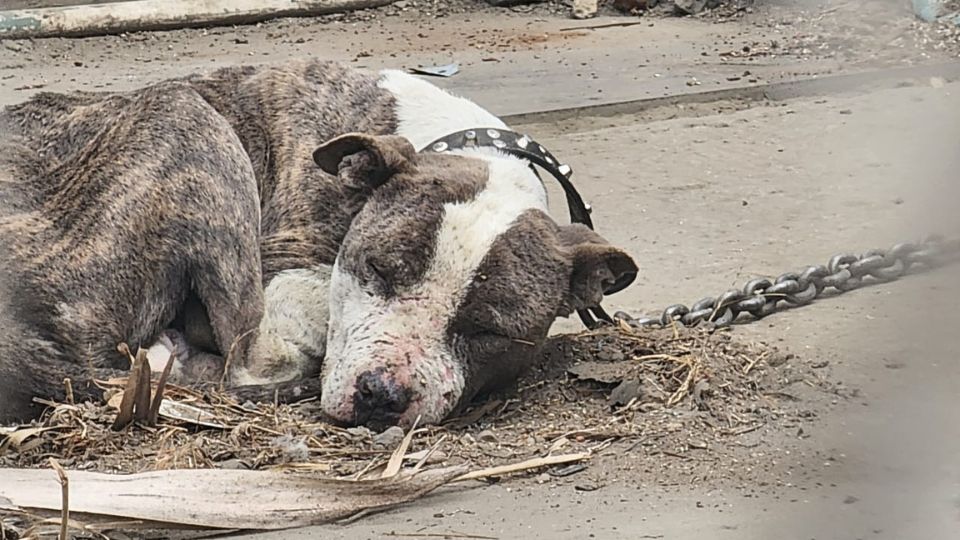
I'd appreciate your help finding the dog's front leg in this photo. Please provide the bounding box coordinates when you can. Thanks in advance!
[232,264,333,386]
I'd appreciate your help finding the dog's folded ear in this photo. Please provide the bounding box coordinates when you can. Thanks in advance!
[313,133,416,190]
[558,224,638,313]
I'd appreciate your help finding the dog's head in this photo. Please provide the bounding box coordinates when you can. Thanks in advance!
[313,133,637,429]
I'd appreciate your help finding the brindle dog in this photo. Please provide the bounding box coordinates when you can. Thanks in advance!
[0,60,637,428]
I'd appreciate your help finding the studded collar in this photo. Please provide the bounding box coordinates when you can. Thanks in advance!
[423,127,613,330]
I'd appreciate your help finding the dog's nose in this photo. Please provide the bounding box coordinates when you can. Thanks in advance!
[352,370,412,427]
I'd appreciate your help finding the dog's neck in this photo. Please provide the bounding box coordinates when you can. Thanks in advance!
[377,69,548,208]
[377,70,509,152]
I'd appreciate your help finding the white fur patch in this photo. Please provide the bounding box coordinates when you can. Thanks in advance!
[378,70,508,151]
[259,266,331,360]
[145,340,178,374]
[237,266,332,385]
[422,148,547,302]
[378,70,549,302]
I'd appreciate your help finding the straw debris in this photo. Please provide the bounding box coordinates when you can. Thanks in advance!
[1,324,839,537]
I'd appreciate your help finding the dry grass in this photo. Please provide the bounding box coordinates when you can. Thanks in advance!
[2,324,835,479]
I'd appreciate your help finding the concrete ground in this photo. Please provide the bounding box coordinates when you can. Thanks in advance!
[1,1,959,539]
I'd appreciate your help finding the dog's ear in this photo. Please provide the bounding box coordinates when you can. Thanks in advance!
[313,133,416,190]
[557,224,638,313]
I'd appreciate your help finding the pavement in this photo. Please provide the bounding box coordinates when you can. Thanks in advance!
[1,1,959,539]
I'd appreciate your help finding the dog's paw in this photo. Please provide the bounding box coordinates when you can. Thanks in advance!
[145,329,188,375]
[145,329,227,384]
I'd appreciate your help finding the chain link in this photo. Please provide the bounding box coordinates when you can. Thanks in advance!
[614,235,960,330]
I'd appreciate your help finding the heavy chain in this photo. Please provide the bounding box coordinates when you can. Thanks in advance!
[613,235,960,330]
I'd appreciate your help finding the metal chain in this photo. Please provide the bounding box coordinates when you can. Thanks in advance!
[613,235,960,330]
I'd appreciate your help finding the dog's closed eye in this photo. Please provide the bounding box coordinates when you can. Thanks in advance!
[367,259,390,284]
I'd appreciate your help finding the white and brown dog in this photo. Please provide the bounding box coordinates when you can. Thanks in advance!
[0,60,637,429]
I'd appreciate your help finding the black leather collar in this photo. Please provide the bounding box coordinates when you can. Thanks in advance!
[423,127,614,330]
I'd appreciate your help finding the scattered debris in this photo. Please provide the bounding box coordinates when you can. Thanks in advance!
[913,0,947,22]
[486,0,545,7]
[271,434,311,462]
[410,63,460,77]
[1,324,836,536]
[547,462,587,477]
[673,0,723,15]
[2,325,832,475]
[572,0,598,19]
[373,426,406,449]
[0,462,470,531]
[612,0,653,15]
[12,83,45,91]
[559,20,649,31]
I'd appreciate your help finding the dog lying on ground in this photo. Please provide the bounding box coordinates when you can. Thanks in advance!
[0,60,637,429]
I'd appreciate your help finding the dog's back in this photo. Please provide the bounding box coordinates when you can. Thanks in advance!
[0,61,399,417]
[0,80,269,413]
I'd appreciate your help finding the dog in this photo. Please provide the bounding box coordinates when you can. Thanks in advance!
[0,60,637,428]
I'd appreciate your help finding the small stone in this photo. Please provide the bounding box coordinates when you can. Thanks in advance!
[217,458,249,470]
[270,434,309,463]
[477,429,497,443]
[394,0,410,6]
[571,0,598,19]
[347,426,374,440]
[930,77,946,88]
[608,379,642,407]
[674,0,722,15]
[373,426,405,448]
[596,348,625,362]
[612,0,649,12]
[486,0,544,6]
[3,41,22,52]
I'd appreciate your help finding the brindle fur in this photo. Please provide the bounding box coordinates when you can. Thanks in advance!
[0,60,399,423]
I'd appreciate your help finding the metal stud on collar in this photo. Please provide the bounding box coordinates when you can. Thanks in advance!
[422,127,612,329]
[423,127,593,228]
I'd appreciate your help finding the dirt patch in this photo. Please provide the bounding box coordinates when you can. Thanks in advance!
[1,324,838,485]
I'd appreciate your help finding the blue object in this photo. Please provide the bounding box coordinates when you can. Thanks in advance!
[0,13,41,35]
[912,0,944,22]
